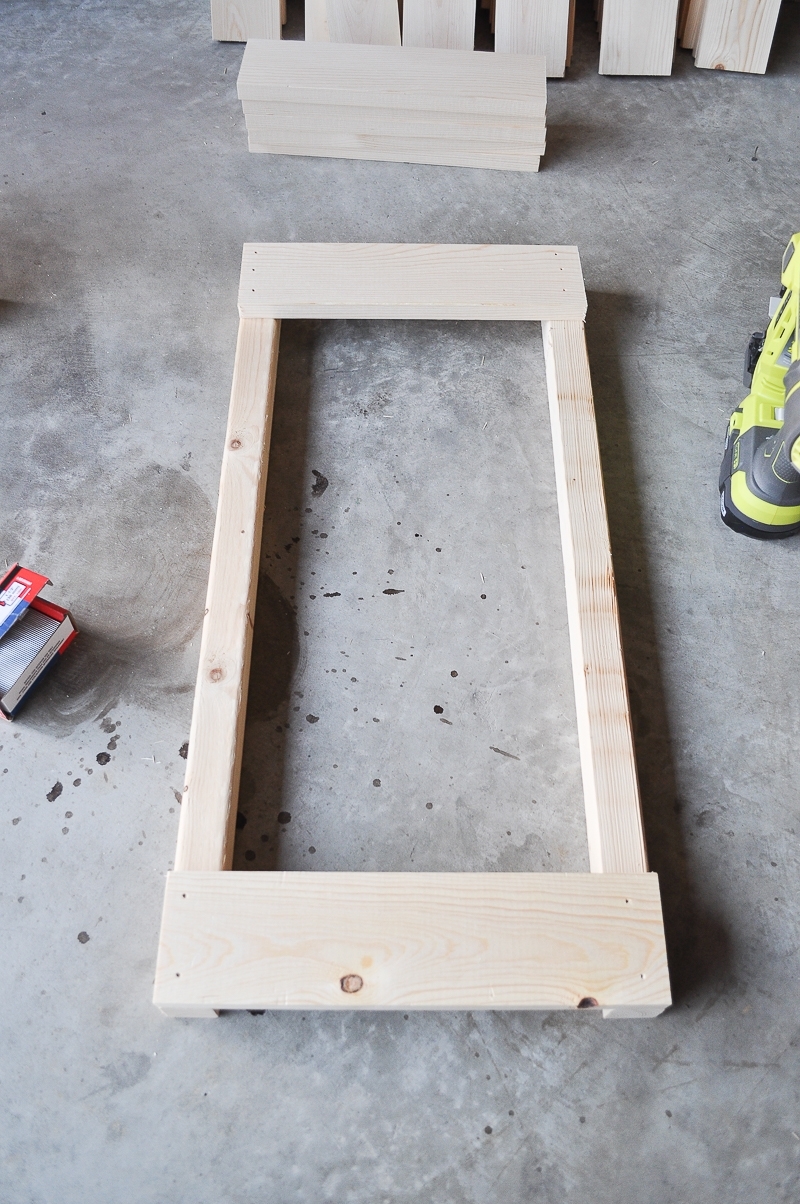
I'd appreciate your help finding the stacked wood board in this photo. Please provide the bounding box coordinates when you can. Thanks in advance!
[679,0,783,73]
[595,0,681,74]
[237,39,548,171]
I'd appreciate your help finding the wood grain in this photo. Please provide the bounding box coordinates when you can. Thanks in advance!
[241,100,545,140]
[211,0,281,39]
[598,0,680,74]
[402,0,476,49]
[331,0,401,42]
[237,39,547,116]
[694,0,781,72]
[305,0,331,39]
[154,872,671,1014]
[174,318,280,873]
[494,0,572,78]
[247,135,541,170]
[679,0,705,46]
[238,244,585,320]
[542,320,647,875]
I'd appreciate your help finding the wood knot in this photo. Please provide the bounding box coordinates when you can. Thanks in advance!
[209,667,224,682]
[340,974,363,993]
[577,997,599,1009]
[230,438,242,449]
[714,63,725,70]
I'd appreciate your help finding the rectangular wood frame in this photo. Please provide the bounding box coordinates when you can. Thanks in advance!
[153,243,672,1019]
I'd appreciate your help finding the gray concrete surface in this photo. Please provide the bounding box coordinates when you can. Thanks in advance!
[2,1,800,1200]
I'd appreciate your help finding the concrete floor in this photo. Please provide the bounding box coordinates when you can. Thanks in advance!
[2,0,800,1199]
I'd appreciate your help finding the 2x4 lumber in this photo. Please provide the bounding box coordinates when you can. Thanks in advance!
[494,0,572,78]
[211,0,281,39]
[154,872,671,1014]
[542,320,647,875]
[238,244,586,321]
[238,39,546,118]
[173,318,280,875]
[402,0,476,49]
[694,0,781,72]
[598,0,680,74]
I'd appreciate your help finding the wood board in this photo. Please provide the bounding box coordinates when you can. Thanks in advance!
[237,243,585,320]
[305,0,402,44]
[211,0,282,40]
[494,0,572,78]
[154,242,670,1019]
[402,0,476,49]
[598,0,681,74]
[155,872,670,1013]
[693,0,782,72]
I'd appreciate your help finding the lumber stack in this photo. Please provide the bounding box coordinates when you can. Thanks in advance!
[237,39,547,171]
[679,0,783,73]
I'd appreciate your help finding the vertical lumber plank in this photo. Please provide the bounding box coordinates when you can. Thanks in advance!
[211,0,282,39]
[305,0,331,39]
[330,0,402,42]
[174,318,280,875]
[542,320,648,876]
[598,0,680,74]
[679,0,705,46]
[402,0,476,49]
[494,0,571,78]
[694,0,781,72]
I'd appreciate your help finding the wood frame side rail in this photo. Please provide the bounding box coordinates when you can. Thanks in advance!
[156,243,670,1019]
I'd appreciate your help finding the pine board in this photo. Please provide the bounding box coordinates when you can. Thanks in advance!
[402,0,477,49]
[598,0,680,74]
[543,321,647,874]
[494,0,572,78]
[211,0,281,39]
[694,0,781,72]
[237,244,586,320]
[154,871,671,1013]
[174,318,280,874]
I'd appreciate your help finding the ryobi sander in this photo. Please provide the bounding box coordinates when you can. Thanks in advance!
[720,233,800,538]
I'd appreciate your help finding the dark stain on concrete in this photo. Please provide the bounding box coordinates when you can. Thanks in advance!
[46,781,63,801]
[96,752,111,765]
[100,1052,151,1094]
[490,746,520,761]
[311,469,328,496]
[245,573,297,723]
[178,742,188,759]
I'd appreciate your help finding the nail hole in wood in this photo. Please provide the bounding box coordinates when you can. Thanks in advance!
[340,974,364,993]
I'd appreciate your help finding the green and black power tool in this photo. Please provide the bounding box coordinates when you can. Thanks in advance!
[720,232,800,538]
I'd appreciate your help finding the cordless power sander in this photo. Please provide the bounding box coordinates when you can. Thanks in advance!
[720,232,800,538]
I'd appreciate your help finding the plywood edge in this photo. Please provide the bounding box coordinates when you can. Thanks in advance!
[542,320,648,875]
[154,872,671,1014]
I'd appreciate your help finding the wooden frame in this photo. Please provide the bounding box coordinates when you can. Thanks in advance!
[153,244,671,1019]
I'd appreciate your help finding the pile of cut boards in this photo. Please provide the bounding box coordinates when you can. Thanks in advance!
[238,39,547,171]
[213,0,787,76]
